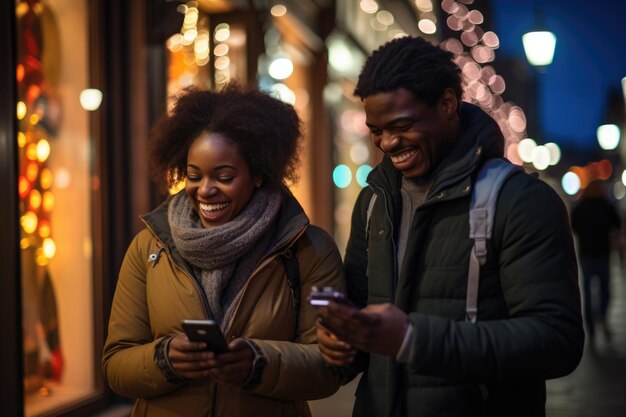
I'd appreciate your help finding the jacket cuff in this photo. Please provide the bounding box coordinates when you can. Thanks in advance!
[154,335,185,384]
[395,323,415,363]
[241,338,267,388]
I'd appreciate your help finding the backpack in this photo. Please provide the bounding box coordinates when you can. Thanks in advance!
[281,246,301,337]
[365,158,523,323]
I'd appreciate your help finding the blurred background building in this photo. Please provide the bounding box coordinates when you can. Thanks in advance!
[1,0,624,416]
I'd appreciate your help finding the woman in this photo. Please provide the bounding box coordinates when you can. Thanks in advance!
[103,84,344,416]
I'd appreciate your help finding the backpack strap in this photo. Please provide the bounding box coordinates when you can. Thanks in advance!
[365,192,378,243]
[466,158,523,323]
[281,245,301,338]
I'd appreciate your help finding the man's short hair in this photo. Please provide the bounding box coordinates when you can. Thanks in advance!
[354,36,462,105]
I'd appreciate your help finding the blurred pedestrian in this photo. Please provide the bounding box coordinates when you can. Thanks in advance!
[571,180,621,341]
[103,84,344,417]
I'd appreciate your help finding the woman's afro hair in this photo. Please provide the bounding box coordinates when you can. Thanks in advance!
[148,83,302,190]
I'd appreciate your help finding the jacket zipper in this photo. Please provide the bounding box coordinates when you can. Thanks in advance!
[368,180,398,300]
[222,225,307,337]
[143,218,307,336]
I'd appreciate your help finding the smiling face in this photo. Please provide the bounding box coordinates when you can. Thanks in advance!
[185,132,259,228]
[363,87,460,179]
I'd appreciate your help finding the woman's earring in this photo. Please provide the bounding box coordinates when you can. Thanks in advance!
[255,179,262,188]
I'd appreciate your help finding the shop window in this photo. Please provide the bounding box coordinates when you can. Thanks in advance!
[16,0,99,414]
[165,4,251,102]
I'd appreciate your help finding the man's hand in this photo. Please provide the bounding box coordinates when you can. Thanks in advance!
[318,302,409,357]
[316,320,356,366]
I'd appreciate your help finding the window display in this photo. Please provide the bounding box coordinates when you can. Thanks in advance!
[16,0,97,414]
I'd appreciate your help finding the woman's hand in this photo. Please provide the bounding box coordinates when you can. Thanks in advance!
[206,338,254,386]
[167,333,213,380]
[168,335,254,385]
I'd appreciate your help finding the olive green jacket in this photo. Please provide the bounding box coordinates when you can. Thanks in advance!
[345,103,584,417]
[103,192,344,417]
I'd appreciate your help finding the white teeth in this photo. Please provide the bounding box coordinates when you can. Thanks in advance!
[390,149,417,164]
[199,202,229,212]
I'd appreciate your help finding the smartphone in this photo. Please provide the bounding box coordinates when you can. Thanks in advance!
[181,319,229,354]
[309,286,349,306]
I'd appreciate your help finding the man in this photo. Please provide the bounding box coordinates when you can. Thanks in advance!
[571,180,621,342]
[317,36,584,417]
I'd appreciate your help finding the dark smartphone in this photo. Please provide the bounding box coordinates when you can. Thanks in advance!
[309,286,349,306]
[181,319,229,354]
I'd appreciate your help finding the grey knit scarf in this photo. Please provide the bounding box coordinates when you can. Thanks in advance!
[168,187,283,327]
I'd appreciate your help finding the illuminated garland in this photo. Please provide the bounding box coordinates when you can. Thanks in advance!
[438,0,527,165]
[16,0,57,265]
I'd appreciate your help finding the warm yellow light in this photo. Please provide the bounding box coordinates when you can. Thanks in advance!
[214,56,230,70]
[40,168,53,189]
[79,89,103,111]
[17,131,26,147]
[214,23,230,42]
[268,56,294,80]
[26,162,39,181]
[38,220,51,238]
[20,238,31,249]
[36,253,49,266]
[25,143,37,160]
[360,0,379,14]
[29,114,40,125]
[168,180,186,195]
[418,18,437,34]
[214,43,229,57]
[43,238,56,259]
[270,4,287,17]
[414,0,433,12]
[18,176,30,198]
[17,101,27,120]
[36,139,50,162]
[42,191,55,212]
[29,189,42,209]
[17,64,25,82]
[376,10,394,26]
[21,211,38,234]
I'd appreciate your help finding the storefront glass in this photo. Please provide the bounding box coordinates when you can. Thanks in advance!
[325,32,371,253]
[16,0,97,414]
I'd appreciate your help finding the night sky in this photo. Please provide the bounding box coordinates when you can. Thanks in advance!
[492,0,626,151]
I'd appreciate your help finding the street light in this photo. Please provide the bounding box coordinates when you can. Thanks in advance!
[522,31,556,66]
[522,9,556,68]
[520,7,557,174]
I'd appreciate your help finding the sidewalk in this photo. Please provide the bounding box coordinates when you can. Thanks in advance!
[545,256,626,417]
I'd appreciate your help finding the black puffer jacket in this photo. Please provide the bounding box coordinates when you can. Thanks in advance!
[345,103,584,417]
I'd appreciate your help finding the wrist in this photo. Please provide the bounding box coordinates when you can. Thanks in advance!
[240,339,267,388]
[154,335,185,383]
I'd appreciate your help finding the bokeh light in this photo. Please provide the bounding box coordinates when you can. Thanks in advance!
[562,172,581,196]
[333,165,352,189]
[356,165,373,187]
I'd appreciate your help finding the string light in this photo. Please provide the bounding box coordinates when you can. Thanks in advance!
[440,0,527,161]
